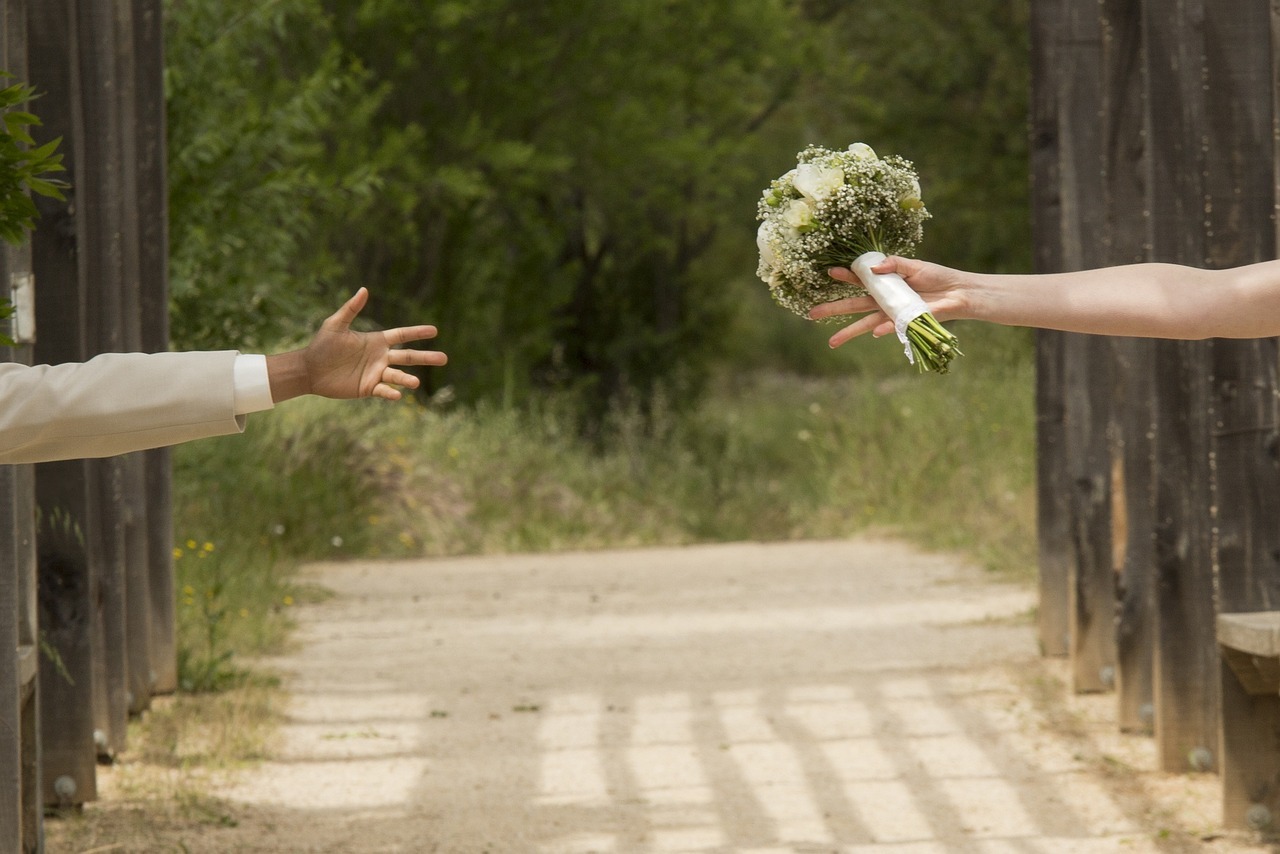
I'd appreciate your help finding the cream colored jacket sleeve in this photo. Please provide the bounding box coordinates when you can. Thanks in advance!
[0,350,248,465]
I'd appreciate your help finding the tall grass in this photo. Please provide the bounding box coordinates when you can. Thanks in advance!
[170,323,1036,685]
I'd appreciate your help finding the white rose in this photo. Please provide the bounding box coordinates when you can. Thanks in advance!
[848,142,877,161]
[783,199,814,231]
[899,177,923,210]
[756,222,778,269]
[793,163,844,202]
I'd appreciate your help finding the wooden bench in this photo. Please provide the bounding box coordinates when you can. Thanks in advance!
[1217,612,1280,832]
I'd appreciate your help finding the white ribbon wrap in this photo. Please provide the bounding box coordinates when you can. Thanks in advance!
[851,251,929,364]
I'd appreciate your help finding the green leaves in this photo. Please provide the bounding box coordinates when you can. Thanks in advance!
[0,75,67,347]
[164,0,381,350]
[162,0,1031,402]
[0,78,66,246]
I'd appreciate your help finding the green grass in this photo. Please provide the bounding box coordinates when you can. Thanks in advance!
[169,322,1036,687]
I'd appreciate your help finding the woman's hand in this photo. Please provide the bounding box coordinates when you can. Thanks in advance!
[809,256,970,348]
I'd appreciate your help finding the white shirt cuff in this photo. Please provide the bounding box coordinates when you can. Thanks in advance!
[233,353,275,415]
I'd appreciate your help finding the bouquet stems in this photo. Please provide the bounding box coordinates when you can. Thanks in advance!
[903,312,961,374]
[851,251,961,374]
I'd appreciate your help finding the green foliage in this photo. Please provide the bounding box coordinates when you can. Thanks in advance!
[0,76,66,346]
[174,541,244,693]
[174,347,1034,576]
[163,0,1033,396]
[321,0,814,412]
[810,0,1033,274]
[170,397,391,686]
[0,77,66,245]
[164,0,384,350]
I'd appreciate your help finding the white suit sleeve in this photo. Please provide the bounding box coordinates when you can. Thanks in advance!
[0,350,253,465]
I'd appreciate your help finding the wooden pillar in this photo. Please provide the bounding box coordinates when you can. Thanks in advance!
[1205,0,1280,829]
[1098,0,1156,734]
[0,11,42,847]
[1110,335,1156,734]
[1,0,43,845]
[0,459,37,854]
[29,0,99,809]
[1058,0,1118,695]
[1029,0,1071,659]
[1140,0,1221,776]
[78,0,132,759]
[134,0,176,697]
[110,0,153,720]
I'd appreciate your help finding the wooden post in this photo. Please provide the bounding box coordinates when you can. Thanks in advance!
[77,0,131,759]
[133,0,176,697]
[1140,0,1221,775]
[4,8,43,849]
[29,0,100,809]
[1,1,44,845]
[1110,335,1156,734]
[0,460,37,854]
[110,0,153,719]
[1204,0,1280,828]
[1058,0,1118,695]
[1098,0,1156,734]
[1028,0,1071,659]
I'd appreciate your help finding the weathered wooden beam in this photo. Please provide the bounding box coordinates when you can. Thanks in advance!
[133,0,176,697]
[1193,0,1280,833]
[1028,0,1070,660]
[1058,0,1118,696]
[109,0,153,720]
[77,0,131,760]
[29,0,99,809]
[1097,0,1156,734]
[1140,0,1221,776]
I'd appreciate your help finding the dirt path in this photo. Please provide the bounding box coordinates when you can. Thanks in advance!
[74,539,1280,852]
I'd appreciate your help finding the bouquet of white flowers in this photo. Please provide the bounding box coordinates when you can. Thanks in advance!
[756,143,960,373]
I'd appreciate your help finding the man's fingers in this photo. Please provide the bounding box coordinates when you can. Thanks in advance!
[384,324,439,346]
[381,367,420,389]
[324,287,370,332]
[387,347,448,367]
[371,383,402,401]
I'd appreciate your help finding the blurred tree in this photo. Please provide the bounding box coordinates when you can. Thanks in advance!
[164,0,384,350]
[162,0,1032,399]
[324,0,811,412]
[810,0,1032,274]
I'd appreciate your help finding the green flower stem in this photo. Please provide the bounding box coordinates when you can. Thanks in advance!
[903,313,962,374]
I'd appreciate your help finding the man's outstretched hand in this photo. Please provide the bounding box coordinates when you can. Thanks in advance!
[267,288,448,403]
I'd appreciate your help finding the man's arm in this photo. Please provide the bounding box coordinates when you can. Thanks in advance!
[0,288,447,465]
[0,351,245,465]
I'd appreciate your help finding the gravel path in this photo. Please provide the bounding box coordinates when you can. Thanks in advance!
[160,539,1271,852]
